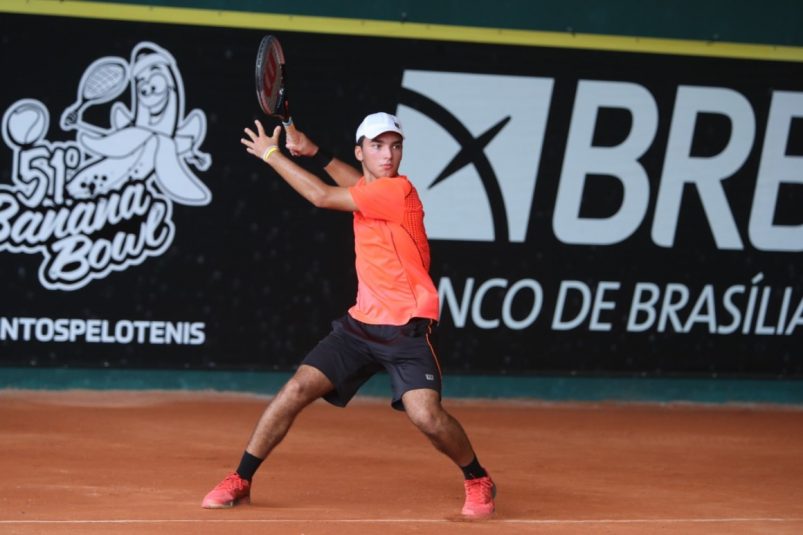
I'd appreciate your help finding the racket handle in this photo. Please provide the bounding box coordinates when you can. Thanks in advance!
[60,102,82,130]
[283,117,298,142]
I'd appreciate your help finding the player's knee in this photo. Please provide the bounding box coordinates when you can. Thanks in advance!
[279,377,316,406]
[408,405,446,437]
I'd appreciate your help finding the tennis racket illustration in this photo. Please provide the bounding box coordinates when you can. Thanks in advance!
[61,57,129,131]
[255,35,297,140]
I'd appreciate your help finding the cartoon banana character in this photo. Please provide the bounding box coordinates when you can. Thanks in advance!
[66,42,212,206]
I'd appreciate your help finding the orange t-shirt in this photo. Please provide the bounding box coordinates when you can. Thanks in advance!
[347,176,439,325]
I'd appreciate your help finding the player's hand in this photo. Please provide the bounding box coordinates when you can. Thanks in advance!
[241,120,281,161]
[284,127,318,158]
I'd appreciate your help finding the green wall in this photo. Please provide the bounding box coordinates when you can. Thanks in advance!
[82,0,803,46]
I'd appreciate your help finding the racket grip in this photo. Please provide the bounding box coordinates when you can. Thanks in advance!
[283,118,298,141]
[60,103,81,129]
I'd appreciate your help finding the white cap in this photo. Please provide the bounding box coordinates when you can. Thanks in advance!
[355,112,404,142]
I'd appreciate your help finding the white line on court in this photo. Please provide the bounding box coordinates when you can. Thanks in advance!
[1,518,802,525]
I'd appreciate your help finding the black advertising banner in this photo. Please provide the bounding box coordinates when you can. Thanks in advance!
[1,13,801,376]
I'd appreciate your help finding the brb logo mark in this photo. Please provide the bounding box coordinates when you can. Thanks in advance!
[397,70,553,242]
[0,42,211,291]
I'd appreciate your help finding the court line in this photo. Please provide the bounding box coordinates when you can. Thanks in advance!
[1,517,802,525]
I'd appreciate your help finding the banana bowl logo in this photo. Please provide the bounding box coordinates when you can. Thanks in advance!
[0,42,212,291]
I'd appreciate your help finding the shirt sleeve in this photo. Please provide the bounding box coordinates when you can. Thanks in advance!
[349,178,410,223]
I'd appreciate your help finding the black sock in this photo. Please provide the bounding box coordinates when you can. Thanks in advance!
[460,455,487,480]
[235,451,264,482]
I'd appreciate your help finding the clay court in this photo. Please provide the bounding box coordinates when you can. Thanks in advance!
[1,390,802,534]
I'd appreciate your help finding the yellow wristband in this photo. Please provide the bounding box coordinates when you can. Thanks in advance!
[262,146,279,162]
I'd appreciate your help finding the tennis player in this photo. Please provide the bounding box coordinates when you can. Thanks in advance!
[201,113,496,518]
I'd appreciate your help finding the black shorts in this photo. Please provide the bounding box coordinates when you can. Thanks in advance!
[302,314,442,411]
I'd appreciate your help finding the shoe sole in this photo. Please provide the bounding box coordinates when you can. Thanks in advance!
[201,496,251,509]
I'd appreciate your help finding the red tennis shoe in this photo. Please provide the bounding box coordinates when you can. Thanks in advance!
[201,472,251,509]
[461,475,496,518]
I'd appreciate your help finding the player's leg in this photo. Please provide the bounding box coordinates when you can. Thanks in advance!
[244,364,334,458]
[401,388,474,465]
[380,317,495,518]
[201,365,333,508]
[402,388,497,518]
[383,319,487,475]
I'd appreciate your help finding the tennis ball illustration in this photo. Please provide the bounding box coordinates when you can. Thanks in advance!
[4,100,48,146]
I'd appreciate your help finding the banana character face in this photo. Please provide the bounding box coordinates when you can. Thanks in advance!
[132,46,179,134]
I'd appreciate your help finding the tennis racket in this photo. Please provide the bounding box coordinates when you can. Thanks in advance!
[61,57,129,130]
[254,35,297,139]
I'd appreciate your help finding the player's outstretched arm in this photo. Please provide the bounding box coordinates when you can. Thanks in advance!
[318,157,362,188]
[242,120,357,212]
[283,125,361,188]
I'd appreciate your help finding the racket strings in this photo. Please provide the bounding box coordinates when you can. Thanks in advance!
[84,64,127,99]
[256,36,288,117]
[264,54,283,110]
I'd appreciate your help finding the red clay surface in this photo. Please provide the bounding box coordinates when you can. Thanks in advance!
[1,389,802,534]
